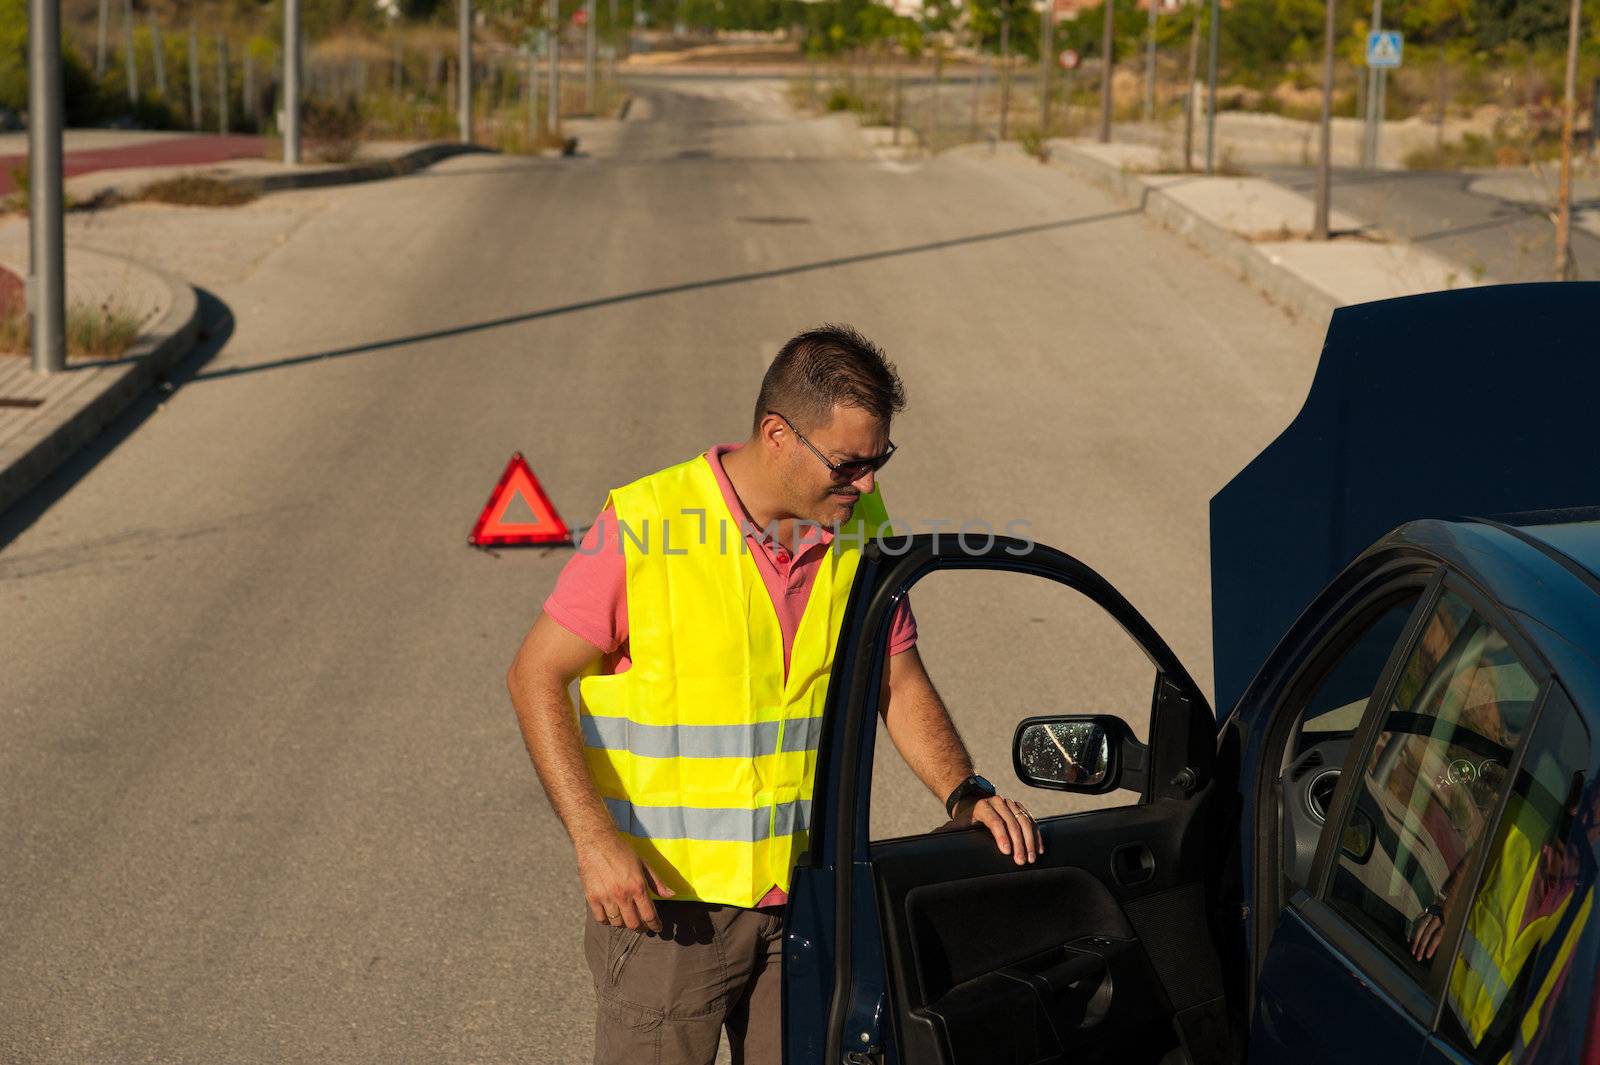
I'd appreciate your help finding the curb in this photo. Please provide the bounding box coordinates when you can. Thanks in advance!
[228,141,496,196]
[1045,143,1343,325]
[0,258,201,517]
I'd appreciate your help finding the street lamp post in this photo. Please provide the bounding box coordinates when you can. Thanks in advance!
[547,0,560,134]
[1040,0,1054,135]
[28,0,66,374]
[459,0,473,142]
[284,0,301,163]
[1204,0,1218,171]
[1144,0,1156,122]
[1098,0,1114,142]
[1313,0,1336,238]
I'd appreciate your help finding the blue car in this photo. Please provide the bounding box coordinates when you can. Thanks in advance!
[781,283,1600,1065]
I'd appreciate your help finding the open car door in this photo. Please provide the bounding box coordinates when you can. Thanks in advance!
[783,533,1240,1065]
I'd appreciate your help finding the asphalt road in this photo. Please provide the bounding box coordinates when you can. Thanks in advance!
[1257,164,1600,283]
[0,78,1324,1062]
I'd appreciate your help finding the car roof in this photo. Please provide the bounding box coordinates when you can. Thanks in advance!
[1381,514,1600,715]
[1496,507,1600,587]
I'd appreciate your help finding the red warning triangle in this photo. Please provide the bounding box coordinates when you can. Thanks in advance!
[470,452,572,546]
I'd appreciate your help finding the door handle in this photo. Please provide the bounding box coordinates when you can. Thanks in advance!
[1110,843,1156,887]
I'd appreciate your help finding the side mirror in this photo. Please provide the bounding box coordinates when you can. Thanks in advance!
[1012,716,1147,796]
[1340,807,1376,864]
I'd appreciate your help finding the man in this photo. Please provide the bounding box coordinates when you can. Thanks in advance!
[506,325,1042,1065]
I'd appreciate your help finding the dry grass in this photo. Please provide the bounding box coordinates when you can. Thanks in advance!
[0,302,146,361]
[137,175,259,207]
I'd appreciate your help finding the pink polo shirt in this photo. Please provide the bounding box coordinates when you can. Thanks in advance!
[543,443,918,908]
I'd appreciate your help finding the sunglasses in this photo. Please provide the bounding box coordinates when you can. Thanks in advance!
[769,411,897,482]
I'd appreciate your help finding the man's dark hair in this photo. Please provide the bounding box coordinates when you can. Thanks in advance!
[754,324,906,434]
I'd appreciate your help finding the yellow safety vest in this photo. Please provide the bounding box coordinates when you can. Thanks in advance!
[577,451,889,907]
[1446,807,1576,1049]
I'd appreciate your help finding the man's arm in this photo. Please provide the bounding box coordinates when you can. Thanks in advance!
[506,611,674,932]
[878,646,1042,865]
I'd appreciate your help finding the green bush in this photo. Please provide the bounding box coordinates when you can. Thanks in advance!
[825,88,863,112]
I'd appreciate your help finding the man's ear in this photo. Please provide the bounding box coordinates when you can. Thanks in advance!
[754,412,787,455]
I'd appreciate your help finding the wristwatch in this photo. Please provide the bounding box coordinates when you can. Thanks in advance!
[945,775,997,819]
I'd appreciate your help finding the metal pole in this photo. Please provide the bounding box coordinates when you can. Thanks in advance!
[28,0,66,374]
[1183,0,1200,167]
[969,34,982,139]
[1143,0,1156,122]
[534,39,547,135]
[1313,0,1336,239]
[1374,67,1387,165]
[999,8,1011,139]
[458,0,472,142]
[1040,1,1054,135]
[1098,0,1113,142]
[244,48,256,124]
[150,14,165,97]
[97,0,109,80]
[609,0,618,79]
[1362,0,1381,167]
[123,0,138,103]
[1555,0,1581,279]
[1204,0,1218,171]
[546,0,560,133]
[892,65,902,144]
[216,34,229,134]
[187,23,201,129]
[283,0,300,163]
[585,0,597,112]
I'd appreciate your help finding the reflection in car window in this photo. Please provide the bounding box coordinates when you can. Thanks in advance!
[1291,595,1420,753]
[1278,594,1421,893]
[1438,694,1593,1063]
[1326,591,1540,978]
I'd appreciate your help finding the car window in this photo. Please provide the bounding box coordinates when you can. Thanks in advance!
[1324,590,1541,980]
[1436,690,1591,1063]
[1278,593,1422,892]
[868,569,1156,842]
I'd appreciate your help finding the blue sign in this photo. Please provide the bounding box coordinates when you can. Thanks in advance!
[1366,30,1403,68]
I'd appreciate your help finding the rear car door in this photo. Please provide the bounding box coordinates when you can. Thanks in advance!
[782,533,1237,1065]
[1251,577,1575,1065]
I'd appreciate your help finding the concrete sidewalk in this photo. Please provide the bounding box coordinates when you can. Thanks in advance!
[1036,139,1491,326]
[0,235,200,516]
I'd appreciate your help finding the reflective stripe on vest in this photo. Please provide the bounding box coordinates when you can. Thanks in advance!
[577,451,888,908]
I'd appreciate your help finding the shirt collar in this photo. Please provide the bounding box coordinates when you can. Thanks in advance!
[705,443,835,554]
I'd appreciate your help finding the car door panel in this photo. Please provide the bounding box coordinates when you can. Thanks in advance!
[783,533,1237,1065]
[872,793,1228,1065]
[1251,906,1429,1065]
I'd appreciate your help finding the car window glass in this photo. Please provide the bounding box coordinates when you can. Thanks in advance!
[868,569,1155,842]
[1325,591,1540,981]
[1437,692,1592,1063]
[1278,593,1421,892]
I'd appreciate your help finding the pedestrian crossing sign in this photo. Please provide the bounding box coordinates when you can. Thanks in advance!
[1366,31,1403,68]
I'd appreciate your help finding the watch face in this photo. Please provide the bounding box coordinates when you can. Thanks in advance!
[973,775,995,795]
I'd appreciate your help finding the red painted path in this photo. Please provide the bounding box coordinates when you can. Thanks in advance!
[0,133,268,195]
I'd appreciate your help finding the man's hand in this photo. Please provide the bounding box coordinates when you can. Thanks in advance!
[578,834,677,933]
[952,794,1043,866]
[1410,902,1446,961]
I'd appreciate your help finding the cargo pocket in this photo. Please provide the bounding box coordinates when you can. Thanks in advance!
[606,925,647,988]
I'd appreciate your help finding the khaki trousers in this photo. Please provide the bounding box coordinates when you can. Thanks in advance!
[584,900,785,1065]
